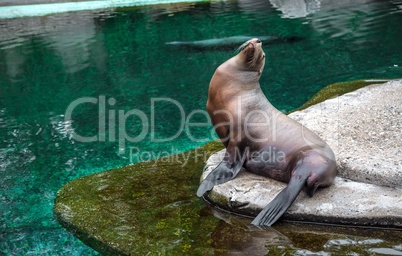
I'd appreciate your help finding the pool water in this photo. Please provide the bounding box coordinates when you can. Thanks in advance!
[0,0,401,255]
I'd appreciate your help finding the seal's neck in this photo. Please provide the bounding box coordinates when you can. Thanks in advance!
[232,64,262,86]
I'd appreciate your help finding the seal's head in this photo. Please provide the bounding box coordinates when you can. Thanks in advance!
[237,38,265,73]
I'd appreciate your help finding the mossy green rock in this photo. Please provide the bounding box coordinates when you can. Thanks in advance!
[54,140,224,255]
[290,79,388,113]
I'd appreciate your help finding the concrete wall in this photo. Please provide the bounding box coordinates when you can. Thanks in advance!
[0,0,99,6]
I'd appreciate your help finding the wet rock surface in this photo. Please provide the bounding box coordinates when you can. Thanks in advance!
[202,150,402,228]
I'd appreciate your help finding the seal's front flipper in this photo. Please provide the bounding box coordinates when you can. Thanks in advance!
[197,152,245,197]
[251,173,308,227]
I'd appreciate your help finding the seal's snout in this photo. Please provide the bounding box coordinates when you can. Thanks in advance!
[248,38,262,49]
[251,38,261,44]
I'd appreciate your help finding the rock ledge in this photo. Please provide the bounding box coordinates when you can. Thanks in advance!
[201,80,402,227]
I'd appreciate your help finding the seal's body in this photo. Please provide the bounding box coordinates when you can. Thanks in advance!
[197,38,337,227]
[166,35,304,50]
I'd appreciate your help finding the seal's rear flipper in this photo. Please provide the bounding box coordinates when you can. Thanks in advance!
[251,174,307,227]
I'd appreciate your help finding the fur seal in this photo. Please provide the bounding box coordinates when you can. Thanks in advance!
[197,38,337,227]
[166,35,303,51]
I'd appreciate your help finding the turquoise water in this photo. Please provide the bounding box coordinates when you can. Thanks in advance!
[1,0,402,255]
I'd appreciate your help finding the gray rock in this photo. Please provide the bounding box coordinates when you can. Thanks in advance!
[201,80,402,227]
[289,80,401,188]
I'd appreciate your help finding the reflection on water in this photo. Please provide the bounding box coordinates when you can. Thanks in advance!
[4,48,25,81]
[1,11,109,74]
[269,0,318,18]
[43,17,96,73]
[0,0,402,255]
[269,0,384,18]
[208,207,402,255]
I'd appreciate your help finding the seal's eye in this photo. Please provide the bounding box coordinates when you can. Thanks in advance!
[256,39,261,43]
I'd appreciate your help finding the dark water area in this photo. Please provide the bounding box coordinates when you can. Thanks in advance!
[0,0,401,254]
